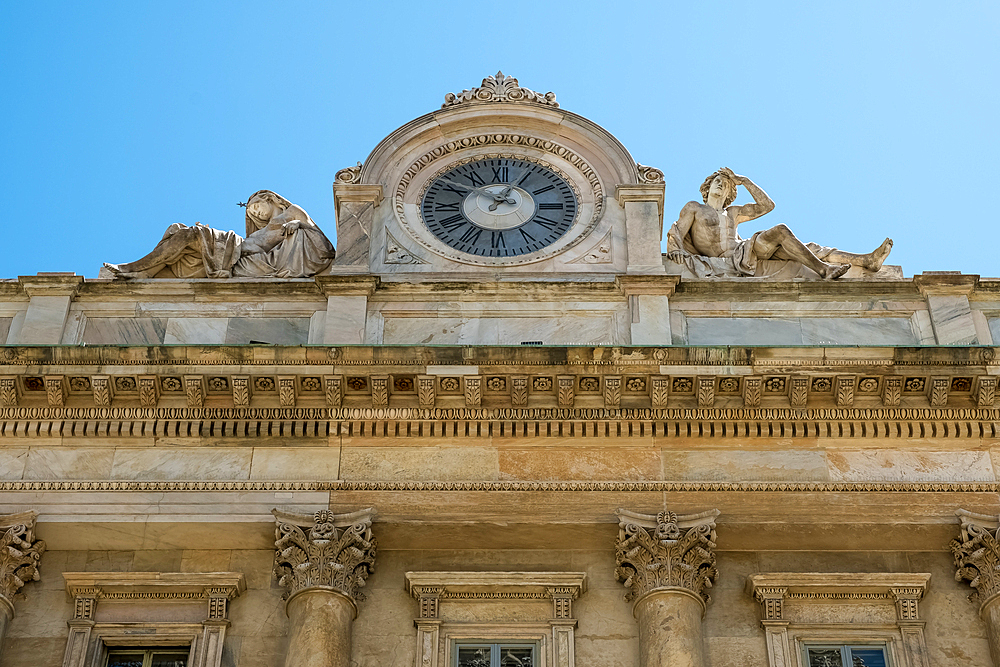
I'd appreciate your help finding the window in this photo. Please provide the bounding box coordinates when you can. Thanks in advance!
[106,649,189,667]
[455,643,536,667]
[805,645,888,667]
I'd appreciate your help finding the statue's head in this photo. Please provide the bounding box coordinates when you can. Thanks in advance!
[700,171,738,208]
[244,190,291,227]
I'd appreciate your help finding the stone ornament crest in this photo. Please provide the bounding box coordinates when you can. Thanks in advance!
[443,71,558,108]
[272,507,377,602]
[614,507,720,605]
[0,511,45,609]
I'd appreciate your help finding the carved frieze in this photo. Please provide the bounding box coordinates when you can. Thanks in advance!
[272,507,377,602]
[614,507,719,604]
[952,509,1000,607]
[0,511,45,608]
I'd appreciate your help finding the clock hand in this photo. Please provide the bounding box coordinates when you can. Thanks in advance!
[488,185,517,211]
[437,178,479,193]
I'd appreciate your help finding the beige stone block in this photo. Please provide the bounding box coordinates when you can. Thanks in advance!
[827,449,995,482]
[110,448,252,480]
[180,549,232,572]
[498,447,661,480]
[22,447,115,479]
[573,637,637,667]
[339,446,498,481]
[228,549,278,590]
[3,589,71,637]
[662,450,829,482]
[249,447,340,480]
[229,634,289,667]
[0,448,27,480]
[0,637,65,667]
[703,636,769,667]
[131,549,183,572]
[85,551,135,572]
[228,588,289,638]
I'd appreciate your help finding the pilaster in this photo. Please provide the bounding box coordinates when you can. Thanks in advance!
[14,274,83,344]
[315,276,379,344]
[332,166,383,268]
[273,507,377,667]
[614,507,719,667]
[616,182,666,274]
[914,273,980,345]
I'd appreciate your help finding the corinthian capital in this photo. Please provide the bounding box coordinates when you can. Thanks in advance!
[614,507,719,604]
[272,507,377,602]
[0,511,46,609]
[953,509,1000,607]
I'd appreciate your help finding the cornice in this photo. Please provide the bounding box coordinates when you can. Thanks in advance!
[2,480,998,493]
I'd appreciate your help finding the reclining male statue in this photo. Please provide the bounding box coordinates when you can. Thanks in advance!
[665,168,892,279]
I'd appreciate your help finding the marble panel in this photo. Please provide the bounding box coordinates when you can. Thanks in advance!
[22,447,115,479]
[0,317,11,343]
[324,295,368,344]
[382,315,617,345]
[81,317,167,344]
[498,447,662,480]
[224,317,310,345]
[687,317,804,345]
[799,316,917,345]
[248,447,340,480]
[669,310,688,345]
[630,294,671,345]
[17,295,72,344]
[989,317,1000,346]
[926,294,979,344]
[110,448,252,480]
[162,317,229,344]
[826,449,995,482]
[0,448,27,480]
[339,446,498,481]
[661,450,829,482]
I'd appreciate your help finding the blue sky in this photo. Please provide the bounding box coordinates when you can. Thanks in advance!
[1,1,997,278]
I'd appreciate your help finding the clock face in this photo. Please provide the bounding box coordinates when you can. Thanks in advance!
[421,158,578,257]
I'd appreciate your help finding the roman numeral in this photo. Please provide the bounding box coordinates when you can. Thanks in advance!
[534,216,560,230]
[491,166,508,182]
[519,228,536,243]
[440,214,466,231]
[444,185,465,196]
[459,226,482,244]
[491,231,506,249]
[533,185,555,195]
[434,201,460,211]
[465,171,485,187]
[537,203,563,210]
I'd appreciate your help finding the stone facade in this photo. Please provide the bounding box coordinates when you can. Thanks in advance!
[1,76,998,666]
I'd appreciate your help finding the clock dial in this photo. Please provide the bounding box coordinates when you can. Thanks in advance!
[421,158,577,257]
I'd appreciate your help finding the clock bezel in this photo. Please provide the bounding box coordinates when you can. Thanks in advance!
[392,136,604,267]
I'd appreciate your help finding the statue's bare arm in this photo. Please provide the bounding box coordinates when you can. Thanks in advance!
[724,169,774,223]
[666,201,700,258]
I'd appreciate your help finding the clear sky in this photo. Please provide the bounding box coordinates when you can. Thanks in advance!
[1,1,997,278]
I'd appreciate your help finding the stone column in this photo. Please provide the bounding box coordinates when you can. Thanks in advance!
[273,507,377,667]
[615,508,720,667]
[615,179,666,275]
[0,511,45,660]
[953,509,1000,666]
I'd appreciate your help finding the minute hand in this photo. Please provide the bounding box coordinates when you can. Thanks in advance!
[437,178,480,192]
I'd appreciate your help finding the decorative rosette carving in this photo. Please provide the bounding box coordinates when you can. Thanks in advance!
[272,507,377,602]
[0,511,46,607]
[443,72,558,108]
[952,509,1000,605]
[614,507,719,604]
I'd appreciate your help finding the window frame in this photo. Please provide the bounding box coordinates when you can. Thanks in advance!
[105,646,193,667]
[453,641,538,667]
[802,643,892,667]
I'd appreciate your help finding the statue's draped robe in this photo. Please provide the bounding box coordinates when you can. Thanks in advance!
[157,223,243,279]
[233,206,336,278]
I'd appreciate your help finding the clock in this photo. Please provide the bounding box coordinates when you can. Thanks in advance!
[420,158,578,257]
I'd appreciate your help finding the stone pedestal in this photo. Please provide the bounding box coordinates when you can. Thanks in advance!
[284,588,357,667]
[633,588,706,667]
[0,510,45,661]
[615,508,719,667]
[273,507,377,667]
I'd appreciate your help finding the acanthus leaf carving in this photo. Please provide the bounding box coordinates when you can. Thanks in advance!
[511,376,528,407]
[614,507,719,605]
[232,376,251,408]
[0,377,20,407]
[789,376,809,408]
[697,377,715,408]
[44,375,65,408]
[0,511,45,605]
[743,376,762,407]
[417,376,436,409]
[650,376,669,409]
[371,376,389,408]
[882,376,902,406]
[385,230,428,265]
[278,376,296,408]
[184,376,204,408]
[464,376,482,408]
[138,376,158,408]
[952,509,1000,606]
[603,376,622,409]
[443,72,558,108]
[272,507,377,603]
[930,376,950,407]
[558,376,575,408]
[835,375,856,408]
[324,375,343,409]
[978,376,997,407]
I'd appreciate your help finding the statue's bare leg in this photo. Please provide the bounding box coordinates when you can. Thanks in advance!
[809,238,893,272]
[103,227,200,279]
[754,224,851,280]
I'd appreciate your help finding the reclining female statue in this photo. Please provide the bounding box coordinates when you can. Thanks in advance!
[103,190,335,279]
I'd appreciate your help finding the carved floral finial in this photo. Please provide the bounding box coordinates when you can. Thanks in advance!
[272,507,377,603]
[0,511,45,609]
[443,72,558,108]
[614,507,719,604]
